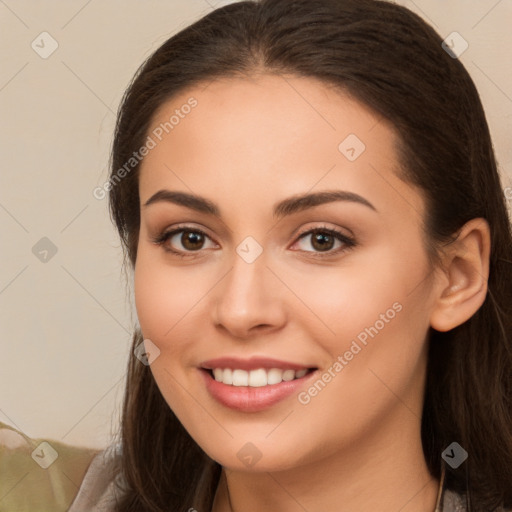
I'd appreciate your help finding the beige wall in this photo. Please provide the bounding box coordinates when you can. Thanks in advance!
[1,0,511,449]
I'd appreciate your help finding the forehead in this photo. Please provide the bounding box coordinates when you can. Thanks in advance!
[138,74,423,223]
[147,73,386,158]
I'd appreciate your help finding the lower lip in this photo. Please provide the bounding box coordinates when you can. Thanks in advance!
[200,369,317,412]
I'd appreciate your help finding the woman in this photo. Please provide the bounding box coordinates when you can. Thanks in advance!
[70,0,512,510]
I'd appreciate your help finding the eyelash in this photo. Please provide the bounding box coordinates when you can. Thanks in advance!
[151,224,356,259]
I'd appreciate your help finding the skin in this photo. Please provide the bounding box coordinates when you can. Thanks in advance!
[134,74,490,511]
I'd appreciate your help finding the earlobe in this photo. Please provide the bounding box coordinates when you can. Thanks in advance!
[430,218,491,332]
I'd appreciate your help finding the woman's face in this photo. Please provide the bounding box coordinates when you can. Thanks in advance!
[134,74,437,472]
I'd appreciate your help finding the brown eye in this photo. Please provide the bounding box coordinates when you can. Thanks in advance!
[292,226,356,258]
[180,230,205,251]
[152,227,217,256]
[310,232,336,252]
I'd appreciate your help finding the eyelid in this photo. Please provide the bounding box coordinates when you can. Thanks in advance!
[292,222,354,242]
[151,222,216,241]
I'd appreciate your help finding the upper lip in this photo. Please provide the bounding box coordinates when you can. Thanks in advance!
[200,356,314,372]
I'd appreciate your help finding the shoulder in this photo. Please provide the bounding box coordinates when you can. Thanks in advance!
[442,488,470,512]
[68,442,124,512]
[437,465,512,512]
[442,486,512,512]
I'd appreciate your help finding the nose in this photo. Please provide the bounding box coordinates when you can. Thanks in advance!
[211,248,287,340]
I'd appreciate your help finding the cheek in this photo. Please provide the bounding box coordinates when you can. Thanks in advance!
[134,250,208,343]
[294,245,428,341]
[296,245,433,404]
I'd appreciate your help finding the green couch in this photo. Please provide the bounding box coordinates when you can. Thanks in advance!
[0,422,99,512]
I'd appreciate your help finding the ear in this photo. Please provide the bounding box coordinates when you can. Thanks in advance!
[430,218,491,332]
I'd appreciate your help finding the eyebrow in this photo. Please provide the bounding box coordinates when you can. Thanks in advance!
[142,189,377,218]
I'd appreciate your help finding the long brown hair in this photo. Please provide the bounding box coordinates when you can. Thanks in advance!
[108,0,512,510]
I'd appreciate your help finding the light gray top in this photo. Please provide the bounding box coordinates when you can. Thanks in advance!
[68,444,122,512]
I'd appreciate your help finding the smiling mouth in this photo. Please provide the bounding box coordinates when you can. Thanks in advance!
[204,367,317,387]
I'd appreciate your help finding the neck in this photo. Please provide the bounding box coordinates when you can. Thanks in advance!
[212,406,439,512]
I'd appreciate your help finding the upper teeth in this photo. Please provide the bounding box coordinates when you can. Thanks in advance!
[212,368,308,387]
